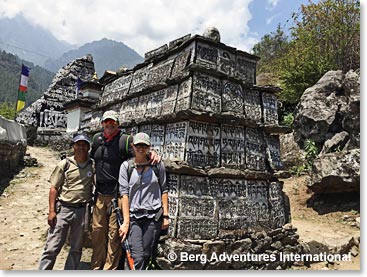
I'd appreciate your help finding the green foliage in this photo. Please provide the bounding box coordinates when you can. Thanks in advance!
[279,0,360,108]
[0,50,54,108]
[296,0,359,72]
[0,101,16,119]
[252,25,289,75]
[253,0,360,114]
[288,139,319,176]
[290,164,306,176]
[304,139,319,168]
[281,112,294,128]
[334,146,342,152]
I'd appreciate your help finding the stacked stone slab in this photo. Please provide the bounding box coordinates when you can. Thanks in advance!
[84,32,290,267]
[16,55,95,146]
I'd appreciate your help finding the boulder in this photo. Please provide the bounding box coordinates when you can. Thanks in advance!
[308,149,360,193]
[293,70,348,147]
[293,69,360,195]
[342,70,360,150]
[320,131,349,154]
[0,127,6,140]
[279,132,305,169]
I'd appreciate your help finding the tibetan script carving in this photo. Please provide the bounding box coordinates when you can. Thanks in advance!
[244,89,262,122]
[262,92,278,125]
[191,73,222,114]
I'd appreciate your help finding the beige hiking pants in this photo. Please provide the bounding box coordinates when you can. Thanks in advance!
[91,194,122,270]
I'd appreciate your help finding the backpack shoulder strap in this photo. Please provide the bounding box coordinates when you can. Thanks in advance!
[63,158,71,173]
[91,132,103,153]
[90,158,95,171]
[119,133,133,160]
[126,159,135,182]
[56,158,70,197]
[151,162,161,187]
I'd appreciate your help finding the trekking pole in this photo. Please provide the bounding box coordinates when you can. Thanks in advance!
[111,198,135,270]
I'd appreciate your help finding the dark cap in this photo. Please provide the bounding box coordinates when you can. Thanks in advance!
[72,133,91,144]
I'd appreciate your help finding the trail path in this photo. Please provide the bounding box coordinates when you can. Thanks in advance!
[282,176,360,270]
[0,146,360,270]
[0,146,91,270]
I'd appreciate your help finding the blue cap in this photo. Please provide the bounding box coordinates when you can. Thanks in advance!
[72,134,90,144]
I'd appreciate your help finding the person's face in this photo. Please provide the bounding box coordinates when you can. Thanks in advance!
[132,143,150,155]
[102,118,118,135]
[73,140,90,156]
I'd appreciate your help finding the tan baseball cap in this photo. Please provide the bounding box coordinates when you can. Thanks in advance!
[102,110,119,122]
[133,132,151,146]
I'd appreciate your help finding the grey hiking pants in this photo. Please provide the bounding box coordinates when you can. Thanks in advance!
[128,217,162,270]
[38,202,86,270]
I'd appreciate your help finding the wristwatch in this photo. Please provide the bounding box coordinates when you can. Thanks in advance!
[163,215,169,219]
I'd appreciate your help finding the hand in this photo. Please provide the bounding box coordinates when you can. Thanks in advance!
[119,222,129,242]
[148,150,161,165]
[47,211,57,228]
[161,218,169,230]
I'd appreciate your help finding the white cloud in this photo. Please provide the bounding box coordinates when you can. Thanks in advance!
[267,0,280,10]
[0,0,258,55]
[266,13,280,25]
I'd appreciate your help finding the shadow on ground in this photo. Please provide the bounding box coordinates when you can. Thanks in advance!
[306,192,360,215]
[0,166,24,195]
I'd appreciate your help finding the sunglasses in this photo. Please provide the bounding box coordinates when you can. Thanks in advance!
[103,119,117,125]
[134,143,149,148]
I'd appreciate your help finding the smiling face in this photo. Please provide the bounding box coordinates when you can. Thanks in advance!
[132,143,150,156]
[102,119,119,135]
[73,140,90,161]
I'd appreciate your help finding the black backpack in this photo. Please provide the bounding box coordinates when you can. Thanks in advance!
[91,131,132,160]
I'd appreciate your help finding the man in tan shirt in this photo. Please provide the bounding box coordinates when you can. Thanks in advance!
[38,133,94,270]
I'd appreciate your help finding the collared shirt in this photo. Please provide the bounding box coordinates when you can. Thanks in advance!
[49,157,94,204]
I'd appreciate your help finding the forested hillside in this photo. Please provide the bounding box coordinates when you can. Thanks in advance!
[0,50,54,105]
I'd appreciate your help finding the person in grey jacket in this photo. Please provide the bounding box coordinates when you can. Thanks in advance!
[118,132,169,270]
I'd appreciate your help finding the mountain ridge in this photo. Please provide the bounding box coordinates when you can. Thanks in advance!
[0,14,74,67]
[0,15,144,76]
[43,38,143,76]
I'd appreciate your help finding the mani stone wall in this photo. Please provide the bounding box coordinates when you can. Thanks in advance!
[0,116,27,178]
[84,32,291,268]
[16,55,95,145]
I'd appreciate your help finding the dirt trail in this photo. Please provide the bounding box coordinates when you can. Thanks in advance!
[0,146,360,270]
[0,146,91,270]
[282,176,360,270]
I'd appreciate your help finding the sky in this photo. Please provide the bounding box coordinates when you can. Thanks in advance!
[0,0,316,56]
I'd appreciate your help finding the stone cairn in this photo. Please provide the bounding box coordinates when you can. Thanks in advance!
[16,55,95,148]
[83,29,301,269]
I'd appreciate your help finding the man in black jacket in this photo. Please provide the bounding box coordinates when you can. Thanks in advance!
[90,110,160,270]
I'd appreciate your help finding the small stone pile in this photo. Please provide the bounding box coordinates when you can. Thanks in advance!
[156,223,302,270]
